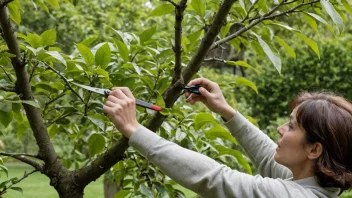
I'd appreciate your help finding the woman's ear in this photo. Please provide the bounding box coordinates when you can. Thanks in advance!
[307,142,323,160]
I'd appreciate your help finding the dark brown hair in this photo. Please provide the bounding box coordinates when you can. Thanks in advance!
[290,92,352,191]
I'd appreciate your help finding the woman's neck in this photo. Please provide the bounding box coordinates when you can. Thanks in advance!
[290,161,315,180]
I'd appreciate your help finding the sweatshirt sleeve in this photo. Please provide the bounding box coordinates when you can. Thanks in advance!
[129,126,307,198]
[223,112,292,179]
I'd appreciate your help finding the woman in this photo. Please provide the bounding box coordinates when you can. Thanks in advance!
[103,78,352,198]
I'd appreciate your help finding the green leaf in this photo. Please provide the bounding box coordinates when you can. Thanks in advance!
[252,32,281,73]
[225,60,259,73]
[303,14,319,34]
[321,0,344,30]
[8,1,21,25]
[114,40,129,62]
[48,124,58,138]
[41,28,57,46]
[0,103,12,113]
[26,32,43,48]
[342,0,352,14]
[95,43,111,68]
[0,164,8,177]
[205,124,237,145]
[156,93,166,108]
[76,44,95,66]
[251,40,266,57]
[274,36,296,59]
[140,77,154,89]
[0,111,13,127]
[140,26,157,45]
[88,133,106,157]
[45,51,67,66]
[88,116,106,131]
[3,100,40,108]
[235,77,258,94]
[114,190,130,198]
[194,113,217,130]
[148,4,174,17]
[215,145,252,174]
[295,32,320,59]
[10,186,23,194]
[95,68,110,81]
[191,0,205,17]
[79,34,99,46]
[34,0,49,13]
[140,183,154,198]
[46,0,60,8]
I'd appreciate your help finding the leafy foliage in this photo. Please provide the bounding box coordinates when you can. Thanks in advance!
[0,0,351,197]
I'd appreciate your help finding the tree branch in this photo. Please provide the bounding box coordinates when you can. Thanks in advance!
[171,0,187,85]
[0,152,42,171]
[0,170,38,196]
[211,0,320,50]
[74,137,129,186]
[75,0,236,186]
[41,61,85,103]
[0,4,65,179]
[0,0,14,8]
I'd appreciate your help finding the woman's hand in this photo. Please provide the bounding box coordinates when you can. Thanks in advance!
[103,87,141,138]
[185,78,236,121]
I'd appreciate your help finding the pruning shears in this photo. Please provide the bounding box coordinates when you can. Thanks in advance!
[183,85,201,95]
[72,82,162,111]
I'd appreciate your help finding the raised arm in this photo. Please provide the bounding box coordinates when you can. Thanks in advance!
[186,78,291,179]
[224,111,291,178]
[103,87,313,197]
[129,126,306,197]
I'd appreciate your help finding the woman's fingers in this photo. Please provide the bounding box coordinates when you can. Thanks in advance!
[188,78,212,87]
[119,87,135,99]
[186,94,205,104]
[110,89,129,100]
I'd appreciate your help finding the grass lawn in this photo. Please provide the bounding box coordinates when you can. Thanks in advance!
[1,163,197,198]
[2,163,103,198]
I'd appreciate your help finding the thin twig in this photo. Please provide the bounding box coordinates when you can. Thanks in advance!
[203,57,226,63]
[40,61,85,103]
[163,0,177,7]
[210,0,320,50]
[130,50,146,62]
[0,65,13,82]
[0,169,38,196]
[42,91,67,117]
[0,0,14,8]
[0,152,42,170]
[46,111,77,127]
[29,62,39,82]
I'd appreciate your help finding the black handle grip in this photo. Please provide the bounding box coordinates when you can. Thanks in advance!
[184,85,201,95]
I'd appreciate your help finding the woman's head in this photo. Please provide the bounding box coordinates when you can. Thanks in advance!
[287,92,352,190]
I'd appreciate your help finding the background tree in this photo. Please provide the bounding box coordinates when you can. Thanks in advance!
[0,0,351,197]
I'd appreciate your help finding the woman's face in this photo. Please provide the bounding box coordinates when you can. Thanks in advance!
[274,107,310,169]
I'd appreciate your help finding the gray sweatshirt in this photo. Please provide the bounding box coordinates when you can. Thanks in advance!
[129,112,340,198]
